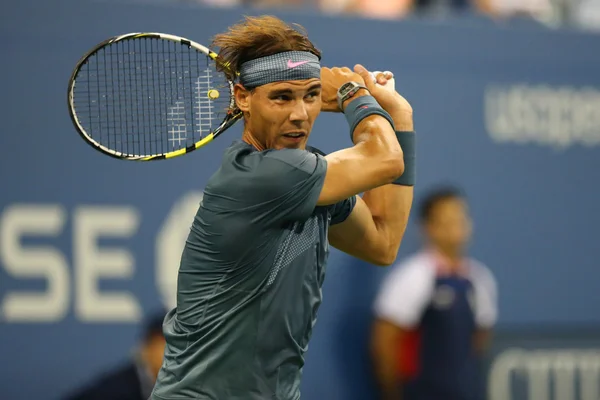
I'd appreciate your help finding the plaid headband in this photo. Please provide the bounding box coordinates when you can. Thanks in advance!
[239,51,321,88]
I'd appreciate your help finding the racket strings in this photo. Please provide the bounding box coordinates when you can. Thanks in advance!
[72,37,233,157]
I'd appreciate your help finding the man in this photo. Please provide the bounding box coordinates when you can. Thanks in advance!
[371,186,498,400]
[64,311,166,400]
[151,15,416,400]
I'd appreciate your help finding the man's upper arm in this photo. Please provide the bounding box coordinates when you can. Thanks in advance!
[316,116,404,207]
[373,259,434,328]
[328,196,380,262]
[329,195,358,225]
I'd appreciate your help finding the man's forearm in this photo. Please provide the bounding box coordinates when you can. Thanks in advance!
[391,110,414,132]
[373,345,404,400]
[363,112,414,261]
[363,184,413,262]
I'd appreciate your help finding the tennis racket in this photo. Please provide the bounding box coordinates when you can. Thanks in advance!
[67,32,242,161]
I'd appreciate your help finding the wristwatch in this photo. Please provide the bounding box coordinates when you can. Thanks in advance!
[337,81,369,112]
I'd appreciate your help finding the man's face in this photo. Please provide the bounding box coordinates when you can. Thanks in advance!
[236,78,322,150]
[424,197,473,253]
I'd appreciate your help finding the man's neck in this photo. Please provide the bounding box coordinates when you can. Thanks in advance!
[242,130,264,151]
[431,246,464,268]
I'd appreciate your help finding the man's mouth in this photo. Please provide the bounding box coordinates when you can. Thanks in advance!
[282,132,305,138]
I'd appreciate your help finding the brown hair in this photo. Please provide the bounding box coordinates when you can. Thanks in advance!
[211,15,321,81]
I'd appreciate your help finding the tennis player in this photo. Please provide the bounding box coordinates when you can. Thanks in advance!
[151,15,415,400]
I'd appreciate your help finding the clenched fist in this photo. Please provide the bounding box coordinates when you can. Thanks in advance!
[320,67,366,113]
[354,65,413,131]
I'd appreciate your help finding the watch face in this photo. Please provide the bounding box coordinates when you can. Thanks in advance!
[338,82,359,110]
[340,82,355,95]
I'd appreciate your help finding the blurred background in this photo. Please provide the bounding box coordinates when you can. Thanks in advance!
[2,0,600,399]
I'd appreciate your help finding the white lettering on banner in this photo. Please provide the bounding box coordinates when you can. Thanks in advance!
[0,204,143,323]
[484,85,600,149]
[155,191,204,310]
[74,206,141,322]
[489,348,600,400]
[0,204,69,322]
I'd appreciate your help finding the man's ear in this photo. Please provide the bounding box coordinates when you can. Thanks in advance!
[234,84,251,112]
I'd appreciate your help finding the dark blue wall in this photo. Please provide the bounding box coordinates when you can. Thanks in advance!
[2,1,600,399]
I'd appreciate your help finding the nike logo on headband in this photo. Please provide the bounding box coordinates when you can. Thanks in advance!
[287,60,309,68]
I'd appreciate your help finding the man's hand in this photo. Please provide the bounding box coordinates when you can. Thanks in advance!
[320,67,366,112]
[353,64,413,131]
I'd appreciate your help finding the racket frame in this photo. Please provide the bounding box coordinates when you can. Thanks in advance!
[67,32,242,161]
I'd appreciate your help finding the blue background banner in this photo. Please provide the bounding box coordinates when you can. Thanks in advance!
[2,1,600,399]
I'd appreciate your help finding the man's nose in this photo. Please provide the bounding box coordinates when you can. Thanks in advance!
[289,100,309,122]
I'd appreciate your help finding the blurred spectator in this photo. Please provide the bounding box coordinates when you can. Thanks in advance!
[177,0,583,29]
[319,0,551,19]
[200,0,241,7]
[63,311,166,400]
[178,0,573,28]
[370,186,498,400]
[320,0,412,18]
[248,0,307,8]
[573,0,600,30]
[193,0,308,9]
[482,0,554,21]
[413,0,475,16]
